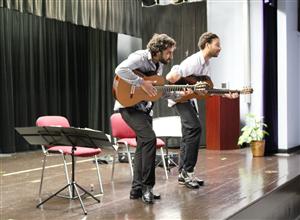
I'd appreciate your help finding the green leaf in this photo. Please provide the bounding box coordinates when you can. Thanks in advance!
[238,113,269,142]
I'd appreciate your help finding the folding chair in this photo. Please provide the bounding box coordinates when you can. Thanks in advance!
[110,113,168,181]
[36,116,104,200]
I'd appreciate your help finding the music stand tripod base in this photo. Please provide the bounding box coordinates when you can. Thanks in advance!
[15,126,112,215]
[36,146,100,215]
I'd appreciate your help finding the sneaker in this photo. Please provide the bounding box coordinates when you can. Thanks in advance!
[179,170,200,189]
[178,171,204,186]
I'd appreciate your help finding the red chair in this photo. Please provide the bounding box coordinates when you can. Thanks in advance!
[110,113,168,181]
[36,116,104,200]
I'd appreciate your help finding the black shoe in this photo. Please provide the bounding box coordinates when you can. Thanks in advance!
[130,189,142,200]
[180,170,200,189]
[130,188,160,200]
[142,188,154,204]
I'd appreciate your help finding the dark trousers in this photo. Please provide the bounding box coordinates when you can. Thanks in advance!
[119,108,156,191]
[174,101,201,173]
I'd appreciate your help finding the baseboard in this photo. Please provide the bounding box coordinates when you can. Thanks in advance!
[278,145,300,154]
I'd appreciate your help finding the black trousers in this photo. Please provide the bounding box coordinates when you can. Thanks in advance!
[119,108,156,191]
[174,101,201,173]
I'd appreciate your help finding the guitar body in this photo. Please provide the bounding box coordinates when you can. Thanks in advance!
[113,74,165,107]
[175,75,213,102]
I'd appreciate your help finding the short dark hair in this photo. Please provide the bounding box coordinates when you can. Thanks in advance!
[147,33,176,56]
[198,32,219,50]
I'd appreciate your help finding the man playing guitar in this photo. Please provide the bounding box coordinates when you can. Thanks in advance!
[114,33,176,204]
[166,32,239,189]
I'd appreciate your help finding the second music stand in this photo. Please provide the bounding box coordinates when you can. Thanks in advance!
[15,126,112,215]
[153,116,182,171]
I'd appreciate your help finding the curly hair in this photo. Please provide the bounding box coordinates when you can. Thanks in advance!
[198,32,219,50]
[147,33,176,56]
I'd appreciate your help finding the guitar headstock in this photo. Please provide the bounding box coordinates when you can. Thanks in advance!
[240,87,253,94]
[194,81,209,90]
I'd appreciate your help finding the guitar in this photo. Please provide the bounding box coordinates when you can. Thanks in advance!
[174,75,253,102]
[112,70,207,107]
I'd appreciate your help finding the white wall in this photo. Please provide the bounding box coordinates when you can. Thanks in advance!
[249,1,264,117]
[117,34,142,64]
[277,0,300,150]
[207,0,264,121]
[207,1,244,89]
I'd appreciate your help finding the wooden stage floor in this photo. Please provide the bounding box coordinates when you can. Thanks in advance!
[1,147,300,220]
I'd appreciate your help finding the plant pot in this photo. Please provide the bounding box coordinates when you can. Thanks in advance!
[251,140,265,157]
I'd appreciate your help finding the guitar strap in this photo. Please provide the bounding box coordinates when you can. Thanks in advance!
[132,68,158,115]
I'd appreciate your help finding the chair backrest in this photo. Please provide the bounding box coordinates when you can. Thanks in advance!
[36,116,70,127]
[110,113,136,139]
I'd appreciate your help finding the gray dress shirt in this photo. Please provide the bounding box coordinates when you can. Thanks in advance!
[114,49,163,111]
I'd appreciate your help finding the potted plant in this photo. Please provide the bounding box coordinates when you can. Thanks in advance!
[238,113,269,157]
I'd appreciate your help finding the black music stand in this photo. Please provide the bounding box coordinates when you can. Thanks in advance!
[15,126,112,215]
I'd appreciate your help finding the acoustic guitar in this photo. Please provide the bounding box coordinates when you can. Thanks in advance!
[174,75,253,102]
[112,70,207,107]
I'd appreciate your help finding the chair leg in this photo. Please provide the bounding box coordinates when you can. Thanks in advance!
[160,148,168,180]
[61,153,72,197]
[111,152,117,181]
[94,155,104,194]
[125,143,134,179]
[38,154,47,199]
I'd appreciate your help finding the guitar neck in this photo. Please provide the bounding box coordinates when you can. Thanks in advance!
[207,89,242,95]
[154,84,200,92]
